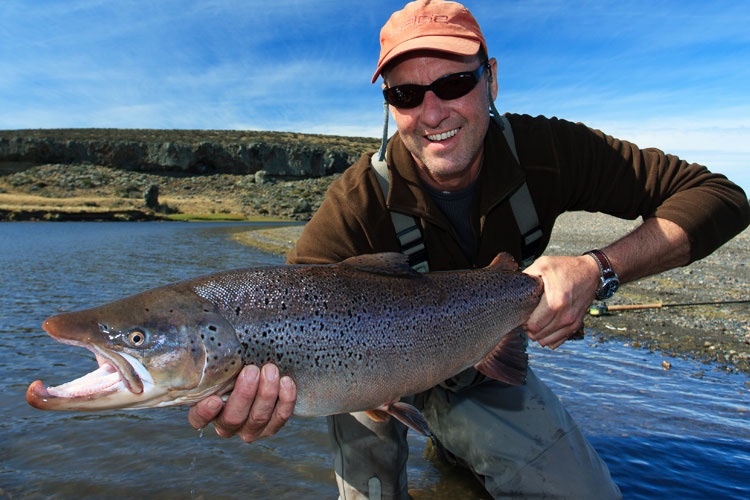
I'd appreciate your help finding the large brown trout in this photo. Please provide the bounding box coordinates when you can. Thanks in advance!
[26,252,542,432]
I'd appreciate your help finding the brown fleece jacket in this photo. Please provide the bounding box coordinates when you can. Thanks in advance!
[288,113,749,270]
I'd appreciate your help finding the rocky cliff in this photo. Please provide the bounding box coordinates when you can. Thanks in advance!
[0,129,380,177]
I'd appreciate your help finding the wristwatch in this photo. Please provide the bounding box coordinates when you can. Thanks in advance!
[584,249,620,300]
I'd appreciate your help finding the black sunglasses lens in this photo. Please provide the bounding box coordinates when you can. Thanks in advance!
[384,85,424,109]
[433,73,478,100]
[384,63,485,109]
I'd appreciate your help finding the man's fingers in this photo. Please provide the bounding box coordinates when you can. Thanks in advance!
[188,363,297,444]
[235,364,284,442]
[188,395,224,430]
[524,289,557,341]
[535,317,585,349]
[214,365,261,435]
[247,365,281,423]
[257,376,297,438]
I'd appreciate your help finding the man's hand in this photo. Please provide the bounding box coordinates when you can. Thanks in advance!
[522,255,600,349]
[188,363,297,443]
[521,217,692,349]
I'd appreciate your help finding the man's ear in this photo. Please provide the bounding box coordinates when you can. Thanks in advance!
[488,57,498,100]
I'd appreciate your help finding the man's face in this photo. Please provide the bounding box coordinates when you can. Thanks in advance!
[384,52,498,191]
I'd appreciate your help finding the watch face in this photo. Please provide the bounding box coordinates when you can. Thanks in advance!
[598,278,619,299]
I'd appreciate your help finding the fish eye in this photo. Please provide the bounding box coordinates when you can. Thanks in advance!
[127,329,147,347]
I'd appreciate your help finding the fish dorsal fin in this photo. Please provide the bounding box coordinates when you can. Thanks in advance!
[488,252,519,272]
[340,253,421,278]
[474,327,528,385]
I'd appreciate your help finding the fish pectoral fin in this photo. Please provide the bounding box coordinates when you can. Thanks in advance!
[364,402,432,437]
[340,253,421,278]
[474,327,528,385]
[364,408,390,422]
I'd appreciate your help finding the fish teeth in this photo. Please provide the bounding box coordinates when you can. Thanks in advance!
[426,128,459,142]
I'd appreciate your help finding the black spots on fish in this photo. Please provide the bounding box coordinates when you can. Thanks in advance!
[208,325,218,332]
[190,338,199,355]
[235,306,241,316]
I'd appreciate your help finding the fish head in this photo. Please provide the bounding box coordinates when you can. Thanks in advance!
[26,284,243,411]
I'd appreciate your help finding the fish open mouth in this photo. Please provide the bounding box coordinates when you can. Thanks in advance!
[26,341,154,410]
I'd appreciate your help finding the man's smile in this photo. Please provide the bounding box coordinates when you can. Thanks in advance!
[426,127,460,142]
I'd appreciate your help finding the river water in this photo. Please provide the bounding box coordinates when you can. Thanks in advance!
[1,222,748,499]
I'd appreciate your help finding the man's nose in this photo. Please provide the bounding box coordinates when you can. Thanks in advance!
[419,90,450,127]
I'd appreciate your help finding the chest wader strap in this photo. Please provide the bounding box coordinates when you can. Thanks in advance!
[371,115,543,272]
[371,155,430,273]
[494,114,543,269]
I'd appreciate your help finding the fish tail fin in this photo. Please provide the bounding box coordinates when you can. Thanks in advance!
[365,402,432,437]
[474,327,528,385]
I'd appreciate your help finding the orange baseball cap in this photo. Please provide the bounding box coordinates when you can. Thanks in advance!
[372,0,487,83]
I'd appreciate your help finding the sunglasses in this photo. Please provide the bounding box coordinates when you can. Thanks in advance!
[383,61,490,109]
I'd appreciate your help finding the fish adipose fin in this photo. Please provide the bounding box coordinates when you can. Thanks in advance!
[340,253,422,278]
[488,252,519,272]
[474,327,528,385]
[365,402,431,436]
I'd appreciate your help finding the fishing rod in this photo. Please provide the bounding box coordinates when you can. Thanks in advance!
[588,299,750,316]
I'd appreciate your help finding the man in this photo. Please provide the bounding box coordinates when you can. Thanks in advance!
[189,1,749,498]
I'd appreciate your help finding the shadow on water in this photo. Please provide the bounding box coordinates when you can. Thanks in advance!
[1,222,748,499]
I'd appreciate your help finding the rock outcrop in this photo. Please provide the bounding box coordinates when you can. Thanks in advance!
[0,129,379,177]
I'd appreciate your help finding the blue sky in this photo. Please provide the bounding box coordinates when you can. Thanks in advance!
[1,0,748,192]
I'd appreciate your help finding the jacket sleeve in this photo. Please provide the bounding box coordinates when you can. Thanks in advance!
[513,114,749,263]
[286,154,401,265]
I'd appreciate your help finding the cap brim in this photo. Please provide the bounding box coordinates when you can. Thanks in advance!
[372,36,481,83]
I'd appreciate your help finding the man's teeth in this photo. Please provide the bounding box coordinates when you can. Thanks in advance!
[426,128,459,141]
